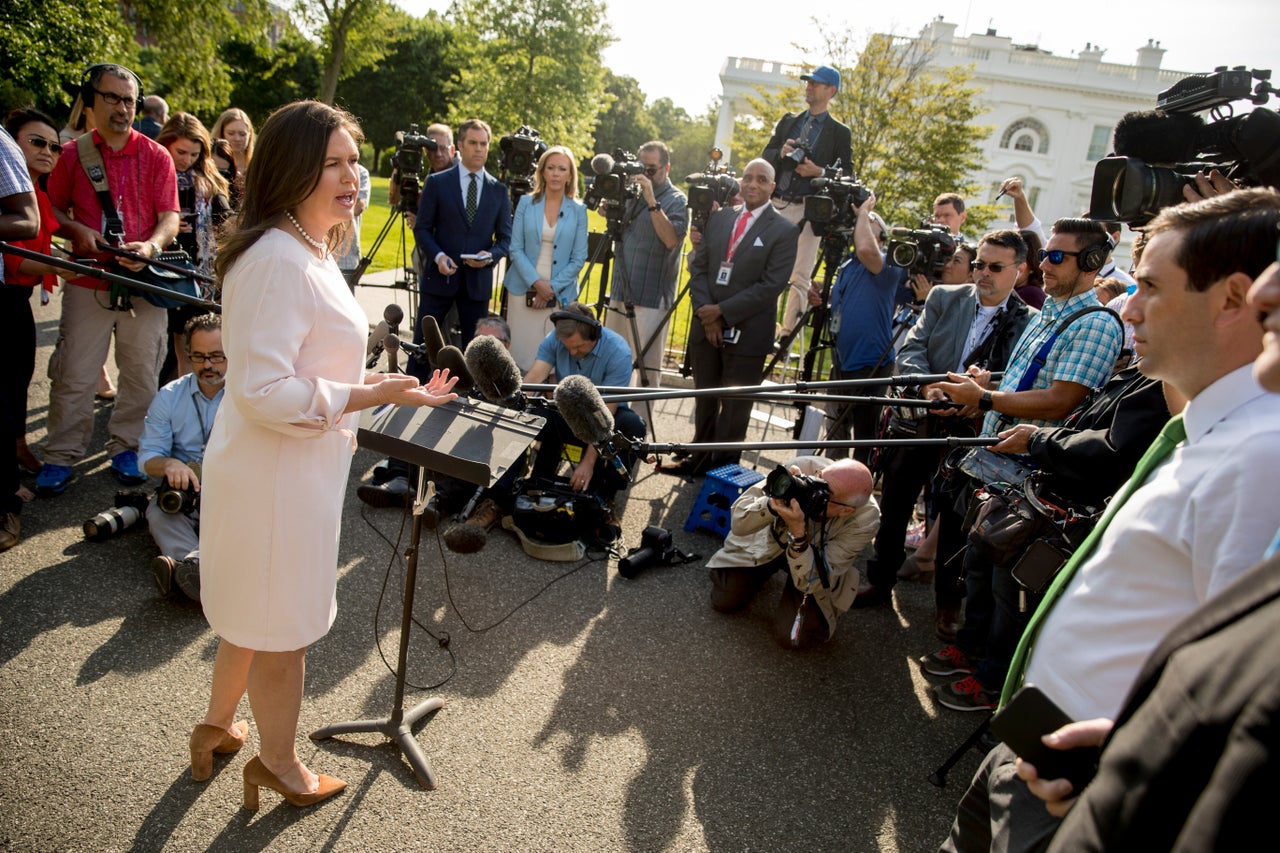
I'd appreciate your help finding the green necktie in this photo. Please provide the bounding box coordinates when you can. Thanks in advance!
[465,172,478,225]
[1000,414,1187,707]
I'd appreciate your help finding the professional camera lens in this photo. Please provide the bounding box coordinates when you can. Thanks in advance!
[83,505,144,541]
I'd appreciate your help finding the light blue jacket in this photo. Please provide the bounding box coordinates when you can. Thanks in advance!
[504,193,588,306]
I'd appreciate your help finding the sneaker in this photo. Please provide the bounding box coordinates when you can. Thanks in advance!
[110,450,148,485]
[934,675,998,712]
[0,512,19,551]
[36,463,74,496]
[152,556,176,597]
[173,558,202,601]
[918,645,977,677]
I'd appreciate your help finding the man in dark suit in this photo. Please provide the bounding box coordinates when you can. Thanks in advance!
[761,64,853,338]
[413,117,512,362]
[672,158,799,475]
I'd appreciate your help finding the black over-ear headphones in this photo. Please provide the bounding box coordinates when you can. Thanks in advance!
[80,63,143,108]
[1077,234,1116,273]
[550,309,602,341]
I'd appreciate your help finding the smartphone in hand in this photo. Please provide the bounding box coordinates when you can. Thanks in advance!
[989,685,1100,793]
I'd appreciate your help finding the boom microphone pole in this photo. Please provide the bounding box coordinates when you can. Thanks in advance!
[521,372,1001,398]
[94,240,217,283]
[0,242,220,311]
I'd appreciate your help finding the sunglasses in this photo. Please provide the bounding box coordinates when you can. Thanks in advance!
[643,165,662,176]
[970,260,1013,273]
[25,136,63,154]
[1038,248,1083,265]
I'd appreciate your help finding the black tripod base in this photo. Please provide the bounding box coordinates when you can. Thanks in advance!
[311,695,446,789]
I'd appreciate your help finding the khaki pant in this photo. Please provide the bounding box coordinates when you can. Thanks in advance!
[44,285,167,466]
[605,300,669,428]
[771,200,822,335]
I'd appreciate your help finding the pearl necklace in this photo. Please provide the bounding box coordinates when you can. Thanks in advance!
[285,210,326,253]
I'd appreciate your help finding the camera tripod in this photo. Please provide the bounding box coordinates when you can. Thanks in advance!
[350,197,420,321]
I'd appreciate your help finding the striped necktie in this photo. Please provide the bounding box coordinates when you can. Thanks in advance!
[1000,414,1187,706]
[465,172,478,225]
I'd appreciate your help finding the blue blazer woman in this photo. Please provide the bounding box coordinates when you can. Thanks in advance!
[505,193,588,306]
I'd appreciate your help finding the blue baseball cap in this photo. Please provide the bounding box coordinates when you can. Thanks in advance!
[801,65,841,90]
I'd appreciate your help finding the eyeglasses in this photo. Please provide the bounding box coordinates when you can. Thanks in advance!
[25,136,63,154]
[1039,248,1083,265]
[188,353,226,365]
[970,261,1013,273]
[642,165,662,176]
[93,88,138,109]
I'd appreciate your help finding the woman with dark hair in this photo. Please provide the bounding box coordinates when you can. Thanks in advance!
[1015,228,1047,309]
[503,145,587,370]
[192,100,457,810]
[210,138,238,208]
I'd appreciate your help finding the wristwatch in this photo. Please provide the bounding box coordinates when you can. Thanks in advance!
[978,390,994,412]
[648,202,660,212]
[147,240,162,257]
[786,531,809,553]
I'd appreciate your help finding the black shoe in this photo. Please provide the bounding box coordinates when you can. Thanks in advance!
[174,557,201,601]
[152,556,176,597]
[357,475,412,509]
[851,582,894,609]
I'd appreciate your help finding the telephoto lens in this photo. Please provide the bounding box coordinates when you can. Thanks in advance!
[83,505,144,541]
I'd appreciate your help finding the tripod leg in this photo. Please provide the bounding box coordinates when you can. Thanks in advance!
[928,716,992,787]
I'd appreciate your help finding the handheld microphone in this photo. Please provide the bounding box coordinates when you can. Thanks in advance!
[385,331,400,373]
[420,315,446,367]
[436,345,474,394]
[384,303,404,333]
[590,152,615,176]
[365,320,389,369]
[464,334,524,406]
[553,374,628,479]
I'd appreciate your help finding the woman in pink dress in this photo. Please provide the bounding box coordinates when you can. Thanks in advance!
[191,100,456,809]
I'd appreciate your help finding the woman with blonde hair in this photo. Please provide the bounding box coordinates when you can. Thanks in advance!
[191,100,457,810]
[211,107,254,204]
[503,144,587,370]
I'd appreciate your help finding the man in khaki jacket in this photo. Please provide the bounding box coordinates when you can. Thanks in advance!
[708,456,879,648]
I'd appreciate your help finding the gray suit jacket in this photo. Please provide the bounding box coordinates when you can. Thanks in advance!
[897,284,1036,376]
[688,204,799,358]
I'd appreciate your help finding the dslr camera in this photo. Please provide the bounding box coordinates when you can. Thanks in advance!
[804,168,870,241]
[617,526,679,579]
[887,224,958,280]
[686,148,739,234]
[1089,66,1280,225]
[764,465,831,519]
[499,125,549,200]
[391,124,439,213]
[156,462,201,515]
[84,489,150,541]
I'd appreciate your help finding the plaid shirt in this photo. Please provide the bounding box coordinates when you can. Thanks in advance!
[0,127,35,285]
[983,288,1123,435]
[609,179,688,309]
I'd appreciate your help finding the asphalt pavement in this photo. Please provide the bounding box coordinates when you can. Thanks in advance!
[0,275,988,852]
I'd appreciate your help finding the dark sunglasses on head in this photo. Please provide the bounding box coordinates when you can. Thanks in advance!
[970,260,1012,273]
[25,136,62,154]
[1039,248,1083,265]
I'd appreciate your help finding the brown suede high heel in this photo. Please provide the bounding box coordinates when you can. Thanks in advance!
[189,720,249,781]
[242,755,346,810]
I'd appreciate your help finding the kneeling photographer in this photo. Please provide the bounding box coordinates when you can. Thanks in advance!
[707,457,878,650]
[137,313,225,602]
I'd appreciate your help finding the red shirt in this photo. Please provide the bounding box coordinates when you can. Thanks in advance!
[3,187,57,292]
[46,129,179,290]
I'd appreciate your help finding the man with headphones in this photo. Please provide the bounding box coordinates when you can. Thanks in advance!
[926,218,1125,712]
[39,63,179,496]
[521,303,644,513]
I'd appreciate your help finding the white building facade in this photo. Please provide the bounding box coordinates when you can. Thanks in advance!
[715,17,1190,263]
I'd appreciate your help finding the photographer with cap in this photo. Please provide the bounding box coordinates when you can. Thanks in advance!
[707,456,878,649]
[139,313,225,602]
[762,64,853,340]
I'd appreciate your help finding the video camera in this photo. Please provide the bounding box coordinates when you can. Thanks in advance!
[686,148,739,234]
[391,124,439,213]
[886,224,957,280]
[764,465,831,519]
[584,148,644,237]
[1088,66,1280,225]
[499,125,549,200]
[803,168,870,241]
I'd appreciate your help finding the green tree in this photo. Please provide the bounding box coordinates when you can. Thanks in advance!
[1,0,137,111]
[448,0,613,158]
[336,13,462,172]
[668,100,720,186]
[592,71,658,157]
[293,0,394,105]
[222,33,323,129]
[729,83,804,171]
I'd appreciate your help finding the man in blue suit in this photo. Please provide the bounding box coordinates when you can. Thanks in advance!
[413,118,512,364]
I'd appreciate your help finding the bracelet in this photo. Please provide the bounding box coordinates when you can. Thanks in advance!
[147,241,162,257]
[978,390,994,412]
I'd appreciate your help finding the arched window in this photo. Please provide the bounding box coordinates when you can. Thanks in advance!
[1000,118,1050,155]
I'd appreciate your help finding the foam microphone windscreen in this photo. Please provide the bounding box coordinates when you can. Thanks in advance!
[421,315,446,365]
[443,522,487,554]
[465,334,522,402]
[436,346,474,393]
[366,320,389,357]
[383,303,405,331]
[553,374,614,446]
[590,152,615,176]
[1112,110,1204,164]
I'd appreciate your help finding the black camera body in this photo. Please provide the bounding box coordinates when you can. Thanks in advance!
[156,461,201,515]
[618,525,677,579]
[1088,66,1279,225]
[83,489,151,541]
[391,123,438,214]
[764,465,831,519]
[887,224,957,279]
[499,125,549,198]
[803,171,869,240]
[584,148,644,237]
[686,149,739,234]
[783,144,810,166]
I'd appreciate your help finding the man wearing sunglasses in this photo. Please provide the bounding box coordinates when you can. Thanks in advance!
[138,314,225,603]
[41,63,179,497]
[605,140,687,427]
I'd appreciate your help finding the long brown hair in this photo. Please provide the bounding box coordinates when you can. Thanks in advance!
[215,100,364,281]
[211,107,255,162]
[157,112,229,199]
